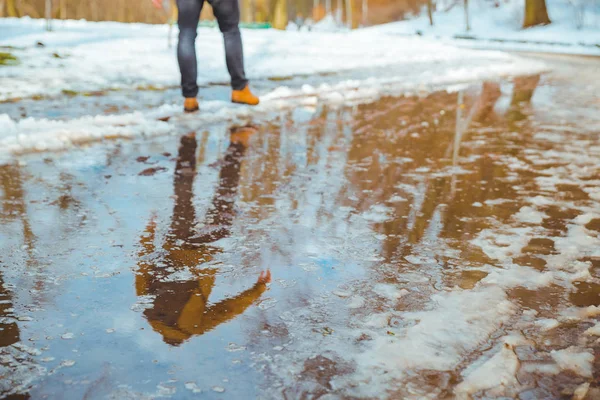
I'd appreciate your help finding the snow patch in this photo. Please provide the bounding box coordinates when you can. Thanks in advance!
[550,347,594,378]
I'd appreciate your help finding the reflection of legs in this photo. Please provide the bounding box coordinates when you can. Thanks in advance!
[210,0,248,90]
[170,133,198,241]
[193,127,255,243]
[177,0,203,98]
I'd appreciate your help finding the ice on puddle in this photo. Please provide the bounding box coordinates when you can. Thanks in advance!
[163,269,195,282]
[550,347,594,378]
[333,290,351,298]
[61,333,75,340]
[60,360,76,367]
[535,319,560,331]
[455,343,519,398]
[13,343,42,356]
[156,384,176,396]
[373,284,409,301]
[404,255,435,265]
[388,195,408,203]
[362,204,393,223]
[258,298,278,310]
[211,386,225,393]
[185,382,202,393]
[573,382,591,400]
[130,295,156,312]
[513,206,546,224]
[584,322,600,336]
[226,343,247,353]
[347,296,365,309]
[364,313,391,328]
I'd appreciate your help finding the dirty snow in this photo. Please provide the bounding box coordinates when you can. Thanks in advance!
[550,347,594,377]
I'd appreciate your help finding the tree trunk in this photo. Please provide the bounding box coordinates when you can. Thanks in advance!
[361,0,367,26]
[511,75,541,105]
[523,0,551,28]
[427,0,433,26]
[6,0,17,17]
[118,0,126,22]
[91,0,99,21]
[345,0,354,29]
[464,0,469,31]
[45,0,52,31]
[272,0,287,29]
[59,0,66,19]
[241,0,252,23]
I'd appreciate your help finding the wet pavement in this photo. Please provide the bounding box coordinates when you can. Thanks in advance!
[1,55,600,399]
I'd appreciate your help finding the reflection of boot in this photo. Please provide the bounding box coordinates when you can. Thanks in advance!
[184,98,199,113]
[230,126,258,148]
[231,85,260,106]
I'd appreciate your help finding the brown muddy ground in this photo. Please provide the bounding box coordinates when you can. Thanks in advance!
[0,55,599,399]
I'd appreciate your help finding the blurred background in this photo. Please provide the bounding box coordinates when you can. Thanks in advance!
[0,0,598,34]
[0,0,412,27]
[0,0,522,28]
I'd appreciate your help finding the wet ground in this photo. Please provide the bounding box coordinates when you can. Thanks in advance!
[1,55,599,399]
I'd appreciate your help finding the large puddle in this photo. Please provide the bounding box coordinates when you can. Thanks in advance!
[1,56,599,399]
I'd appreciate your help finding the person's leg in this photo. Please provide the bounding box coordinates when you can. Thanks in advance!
[176,0,204,99]
[210,0,248,90]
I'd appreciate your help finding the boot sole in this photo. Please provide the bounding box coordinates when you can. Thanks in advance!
[231,100,260,106]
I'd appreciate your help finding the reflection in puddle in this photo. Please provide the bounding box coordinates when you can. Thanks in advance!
[0,59,599,398]
[136,128,271,346]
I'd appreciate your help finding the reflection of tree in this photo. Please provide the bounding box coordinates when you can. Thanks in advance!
[0,271,20,348]
[508,74,541,123]
[136,129,269,346]
[0,263,29,399]
[0,166,30,399]
[0,164,35,254]
[344,81,524,266]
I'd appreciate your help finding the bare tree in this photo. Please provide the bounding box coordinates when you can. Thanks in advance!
[241,0,252,22]
[427,0,433,26]
[59,0,66,19]
[464,0,470,31]
[6,0,18,17]
[523,0,551,28]
[345,0,353,28]
[45,0,52,30]
[272,0,287,29]
[361,0,368,26]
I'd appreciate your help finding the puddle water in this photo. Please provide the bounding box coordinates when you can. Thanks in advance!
[1,56,599,399]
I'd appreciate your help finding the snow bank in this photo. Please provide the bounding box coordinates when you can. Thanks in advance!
[0,17,546,158]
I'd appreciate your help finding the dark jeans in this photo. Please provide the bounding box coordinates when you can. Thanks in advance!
[176,0,249,98]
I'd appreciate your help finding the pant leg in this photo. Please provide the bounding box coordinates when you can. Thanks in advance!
[176,0,204,98]
[209,0,249,90]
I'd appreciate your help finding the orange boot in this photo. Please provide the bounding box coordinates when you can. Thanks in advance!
[184,98,199,113]
[231,85,260,106]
